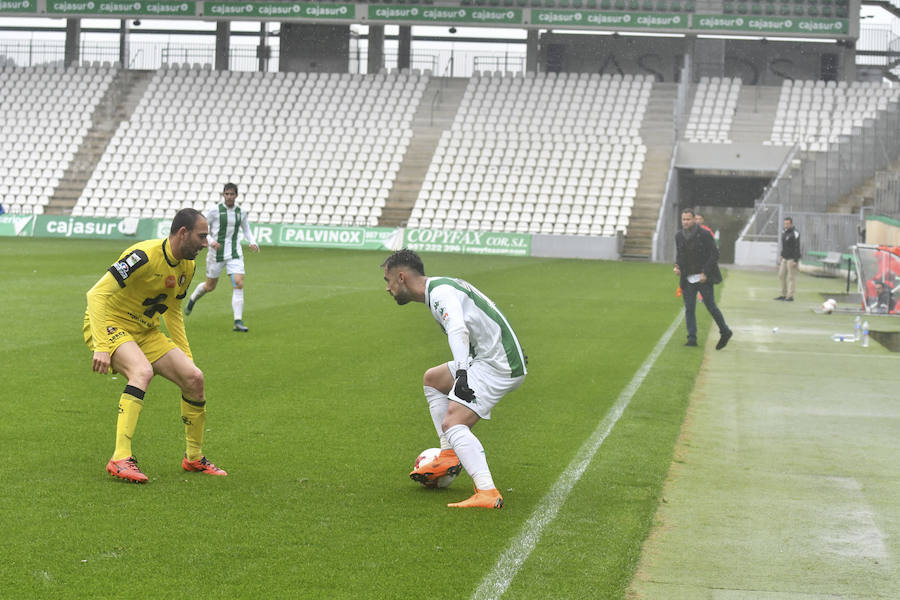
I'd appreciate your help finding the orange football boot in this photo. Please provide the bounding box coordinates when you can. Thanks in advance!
[409,449,461,486]
[448,487,504,509]
[106,456,149,483]
[182,456,228,476]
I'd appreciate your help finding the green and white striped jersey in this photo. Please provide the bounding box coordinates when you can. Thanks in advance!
[426,276,527,378]
[204,203,257,262]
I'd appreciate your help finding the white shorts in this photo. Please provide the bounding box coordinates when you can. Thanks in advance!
[444,359,525,420]
[206,256,245,280]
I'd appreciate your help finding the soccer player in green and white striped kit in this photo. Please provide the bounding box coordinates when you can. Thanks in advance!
[185,183,259,332]
[382,249,527,509]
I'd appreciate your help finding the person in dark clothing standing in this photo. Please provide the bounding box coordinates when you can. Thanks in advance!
[775,217,801,302]
[674,209,733,350]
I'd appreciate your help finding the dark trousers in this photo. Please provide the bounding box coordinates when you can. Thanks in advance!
[682,280,729,342]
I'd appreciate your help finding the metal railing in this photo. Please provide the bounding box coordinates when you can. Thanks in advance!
[762,99,900,214]
[738,93,900,258]
[652,56,691,263]
[0,38,529,77]
[738,115,886,256]
[381,52,439,75]
[794,211,863,256]
[0,39,283,71]
[740,204,861,257]
[472,54,526,74]
[874,170,900,217]
[743,143,800,240]
[739,203,782,243]
[652,143,682,263]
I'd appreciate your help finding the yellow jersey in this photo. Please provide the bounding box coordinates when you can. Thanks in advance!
[85,238,195,355]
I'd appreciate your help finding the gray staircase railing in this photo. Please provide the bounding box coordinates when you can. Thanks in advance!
[761,100,900,214]
[874,169,900,217]
[652,56,691,263]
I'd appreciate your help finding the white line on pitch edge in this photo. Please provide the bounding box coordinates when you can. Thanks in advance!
[471,311,685,600]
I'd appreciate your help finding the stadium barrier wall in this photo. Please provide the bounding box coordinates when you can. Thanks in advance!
[676,143,790,172]
[540,35,855,83]
[530,232,622,259]
[734,239,778,266]
[0,214,622,259]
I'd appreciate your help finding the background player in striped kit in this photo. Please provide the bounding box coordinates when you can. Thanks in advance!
[382,249,527,509]
[185,182,259,332]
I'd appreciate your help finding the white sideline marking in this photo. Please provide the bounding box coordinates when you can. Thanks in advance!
[472,311,685,600]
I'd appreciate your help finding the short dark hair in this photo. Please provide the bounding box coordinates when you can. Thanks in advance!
[223,182,238,194]
[784,216,793,223]
[170,208,205,235]
[681,208,695,217]
[381,248,425,275]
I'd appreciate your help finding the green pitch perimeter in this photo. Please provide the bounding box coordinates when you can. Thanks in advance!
[0,238,703,599]
[629,268,900,599]
[6,237,894,599]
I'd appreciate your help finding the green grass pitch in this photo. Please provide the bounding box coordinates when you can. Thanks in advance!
[0,238,711,599]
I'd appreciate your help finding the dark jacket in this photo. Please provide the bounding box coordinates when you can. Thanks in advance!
[675,225,723,286]
[781,226,801,260]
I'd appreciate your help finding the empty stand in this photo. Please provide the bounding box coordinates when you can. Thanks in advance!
[684,76,740,144]
[0,65,115,215]
[408,71,650,237]
[76,68,427,226]
[767,80,900,152]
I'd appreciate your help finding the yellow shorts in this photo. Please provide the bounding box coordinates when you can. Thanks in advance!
[83,316,177,364]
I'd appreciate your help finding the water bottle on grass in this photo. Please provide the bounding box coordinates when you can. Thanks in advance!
[830,333,855,342]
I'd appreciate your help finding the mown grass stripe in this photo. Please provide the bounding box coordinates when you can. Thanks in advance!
[472,310,685,600]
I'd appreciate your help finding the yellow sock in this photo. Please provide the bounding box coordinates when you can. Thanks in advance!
[181,396,206,461]
[112,386,145,460]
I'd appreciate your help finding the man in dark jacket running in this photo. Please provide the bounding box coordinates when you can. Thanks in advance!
[674,208,732,350]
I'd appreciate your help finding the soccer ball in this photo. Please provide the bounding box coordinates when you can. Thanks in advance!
[822,298,837,313]
[413,448,460,489]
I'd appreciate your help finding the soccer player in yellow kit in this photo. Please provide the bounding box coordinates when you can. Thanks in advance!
[84,208,227,483]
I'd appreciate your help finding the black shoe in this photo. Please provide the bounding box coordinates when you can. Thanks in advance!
[774,296,786,301]
[684,339,698,347]
[785,297,794,302]
[233,320,249,332]
[716,329,733,350]
[185,299,195,315]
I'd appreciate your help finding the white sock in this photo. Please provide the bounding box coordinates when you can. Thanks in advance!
[424,386,451,450]
[445,423,495,490]
[190,282,207,302]
[232,287,244,321]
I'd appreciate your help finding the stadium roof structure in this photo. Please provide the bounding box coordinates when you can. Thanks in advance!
[0,0,858,39]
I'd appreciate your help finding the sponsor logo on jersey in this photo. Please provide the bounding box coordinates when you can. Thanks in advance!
[114,252,143,278]
[107,328,127,343]
[433,300,450,322]
[109,250,149,286]
[178,274,186,287]
[112,261,130,279]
